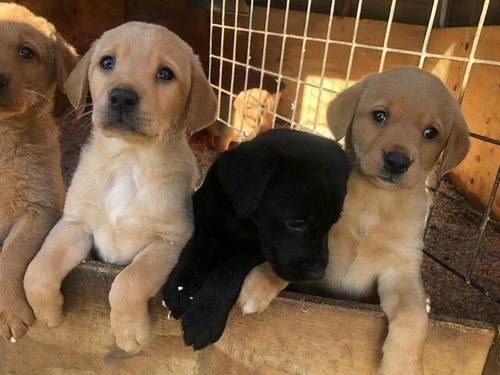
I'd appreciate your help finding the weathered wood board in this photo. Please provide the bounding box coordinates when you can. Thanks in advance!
[0,261,495,374]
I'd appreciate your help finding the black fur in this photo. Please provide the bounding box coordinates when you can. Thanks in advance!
[162,128,350,350]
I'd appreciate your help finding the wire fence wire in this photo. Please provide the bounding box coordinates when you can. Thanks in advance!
[208,0,499,305]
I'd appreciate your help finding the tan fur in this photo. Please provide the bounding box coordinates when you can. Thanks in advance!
[0,3,77,342]
[207,89,280,151]
[24,22,217,353]
[238,68,470,374]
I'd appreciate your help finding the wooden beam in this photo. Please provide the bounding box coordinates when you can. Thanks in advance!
[0,261,495,374]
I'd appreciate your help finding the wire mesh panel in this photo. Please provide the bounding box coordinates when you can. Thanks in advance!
[208,0,500,320]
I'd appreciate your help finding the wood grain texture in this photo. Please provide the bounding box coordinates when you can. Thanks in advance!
[0,261,495,374]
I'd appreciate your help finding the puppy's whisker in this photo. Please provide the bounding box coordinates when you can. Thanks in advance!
[23,96,51,119]
[61,109,93,132]
[22,89,54,106]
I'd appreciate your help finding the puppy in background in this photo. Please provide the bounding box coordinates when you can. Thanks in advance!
[207,89,281,151]
[24,22,216,353]
[163,128,349,350]
[0,3,77,342]
[238,68,469,374]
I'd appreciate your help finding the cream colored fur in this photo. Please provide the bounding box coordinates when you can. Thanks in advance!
[24,22,216,354]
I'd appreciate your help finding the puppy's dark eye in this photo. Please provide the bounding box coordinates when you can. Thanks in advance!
[100,56,115,70]
[157,67,174,81]
[423,127,439,139]
[372,110,388,124]
[285,219,307,237]
[18,46,35,60]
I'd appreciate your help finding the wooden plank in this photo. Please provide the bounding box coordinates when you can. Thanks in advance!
[0,261,495,374]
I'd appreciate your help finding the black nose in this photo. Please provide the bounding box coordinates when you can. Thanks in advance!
[0,73,9,91]
[384,151,411,174]
[108,88,138,114]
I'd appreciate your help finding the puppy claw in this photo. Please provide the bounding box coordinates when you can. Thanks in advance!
[33,304,63,329]
[9,320,30,339]
[0,296,35,341]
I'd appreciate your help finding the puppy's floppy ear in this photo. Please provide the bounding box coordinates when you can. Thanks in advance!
[440,107,470,175]
[53,33,78,93]
[327,78,368,141]
[217,145,278,218]
[185,56,217,134]
[64,42,95,118]
[265,92,280,111]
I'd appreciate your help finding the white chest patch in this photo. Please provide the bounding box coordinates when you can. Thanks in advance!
[358,211,379,235]
[92,164,155,264]
[105,167,138,226]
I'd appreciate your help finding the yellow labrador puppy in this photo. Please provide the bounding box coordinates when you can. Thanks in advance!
[0,3,77,342]
[237,67,469,374]
[24,22,216,353]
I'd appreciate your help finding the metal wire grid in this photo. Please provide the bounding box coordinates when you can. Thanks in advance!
[208,0,499,304]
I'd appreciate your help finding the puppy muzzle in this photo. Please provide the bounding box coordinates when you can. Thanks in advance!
[271,259,326,283]
[101,87,141,132]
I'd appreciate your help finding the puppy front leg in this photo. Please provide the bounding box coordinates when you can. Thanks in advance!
[238,262,288,314]
[181,252,264,350]
[109,238,182,354]
[377,271,428,375]
[24,218,92,329]
[162,231,211,319]
[0,210,59,341]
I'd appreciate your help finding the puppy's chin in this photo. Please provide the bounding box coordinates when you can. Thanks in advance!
[359,163,417,190]
[270,264,325,283]
[94,116,147,140]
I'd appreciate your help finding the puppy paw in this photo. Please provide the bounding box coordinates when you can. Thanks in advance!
[238,266,286,314]
[110,304,151,354]
[162,267,207,319]
[378,360,424,375]
[0,291,34,341]
[24,282,64,328]
[181,294,230,350]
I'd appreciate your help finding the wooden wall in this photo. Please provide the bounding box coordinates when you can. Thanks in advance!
[14,0,211,68]
[13,0,126,55]
[250,0,500,27]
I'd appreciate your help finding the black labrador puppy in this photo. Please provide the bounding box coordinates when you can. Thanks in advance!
[162,128,349,350]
